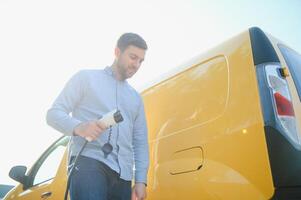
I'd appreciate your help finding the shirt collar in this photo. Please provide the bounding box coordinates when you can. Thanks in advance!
[104,66,128,83]
[104,66,114,76]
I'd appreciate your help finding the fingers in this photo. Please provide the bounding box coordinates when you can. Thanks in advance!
[75,120,109,141]
[90,121,110,139]
[131,186,146,200]
[90,121,107,133]
[96,121,108,130]
[91,130,101,140]
[85,131,98,141]
[131,187,146,200]
[131,190,137,200]
[74,121,108,142]
[85,136,93,142]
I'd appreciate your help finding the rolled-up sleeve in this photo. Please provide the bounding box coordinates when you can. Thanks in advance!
[133,97,149,184]
[46,71,84,136]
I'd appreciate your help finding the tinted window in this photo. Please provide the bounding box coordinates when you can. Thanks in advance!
[278,44,301,100]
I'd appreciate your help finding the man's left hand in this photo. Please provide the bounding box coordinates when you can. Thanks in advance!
[131,183,147,200]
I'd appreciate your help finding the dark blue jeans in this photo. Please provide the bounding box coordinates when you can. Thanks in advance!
[69,156,132,200]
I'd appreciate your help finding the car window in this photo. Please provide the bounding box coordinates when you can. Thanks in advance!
[33,145,66,185]
[31,137,69,186]
[278,44,301,100]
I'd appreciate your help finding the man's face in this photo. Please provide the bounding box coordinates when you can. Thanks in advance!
[115,45,146,80]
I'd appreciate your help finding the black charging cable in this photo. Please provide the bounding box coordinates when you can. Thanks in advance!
[64,139,88,200]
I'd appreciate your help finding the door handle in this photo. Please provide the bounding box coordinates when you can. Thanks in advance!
[41,191,52,199]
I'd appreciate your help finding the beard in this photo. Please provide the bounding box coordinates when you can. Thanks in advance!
[116,60,129,80]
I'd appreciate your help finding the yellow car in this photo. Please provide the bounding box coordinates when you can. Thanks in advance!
[4,27,301,199]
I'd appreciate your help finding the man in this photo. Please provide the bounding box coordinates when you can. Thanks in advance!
[46,33,149,200]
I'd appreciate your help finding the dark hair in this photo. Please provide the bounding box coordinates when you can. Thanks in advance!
[117,33,148,52]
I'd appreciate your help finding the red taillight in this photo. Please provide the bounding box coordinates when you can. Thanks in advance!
[274,92,295,116]
[265,65,300,148]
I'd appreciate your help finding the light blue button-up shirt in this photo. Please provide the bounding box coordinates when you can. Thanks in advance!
[46,66,149,183]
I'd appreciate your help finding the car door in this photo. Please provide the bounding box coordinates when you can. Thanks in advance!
[8,136,69,200]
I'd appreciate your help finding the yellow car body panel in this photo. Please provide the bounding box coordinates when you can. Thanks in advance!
[143,30,274,200]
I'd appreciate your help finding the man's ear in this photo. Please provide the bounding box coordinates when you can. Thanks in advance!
[115,47,121,58]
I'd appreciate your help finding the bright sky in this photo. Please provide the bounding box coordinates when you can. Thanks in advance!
[0,0,300,185]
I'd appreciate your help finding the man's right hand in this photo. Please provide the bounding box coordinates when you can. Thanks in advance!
[73,121,107,141]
